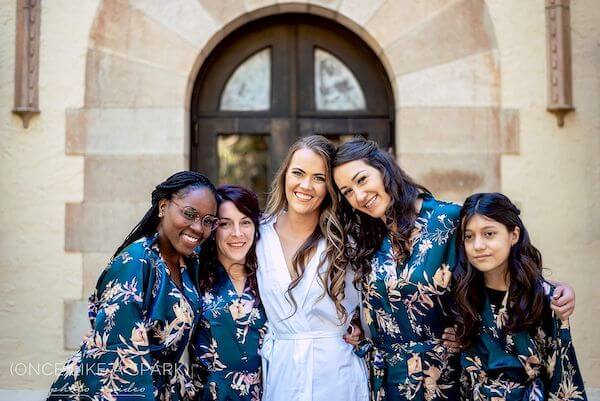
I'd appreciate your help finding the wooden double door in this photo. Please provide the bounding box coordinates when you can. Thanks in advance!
[191,14,394,200]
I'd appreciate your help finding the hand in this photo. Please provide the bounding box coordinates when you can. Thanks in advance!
[442,326,461,354]
[343,323,363,346]
[551,283,575,320]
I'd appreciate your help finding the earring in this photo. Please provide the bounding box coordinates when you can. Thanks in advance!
[159,209,164,218]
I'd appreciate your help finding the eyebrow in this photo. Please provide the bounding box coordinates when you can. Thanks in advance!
[351,170,367,182]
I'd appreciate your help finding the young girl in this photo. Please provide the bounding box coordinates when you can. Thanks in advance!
[453,192,586,401]
[191,185,266,401]
[256,135,369,401]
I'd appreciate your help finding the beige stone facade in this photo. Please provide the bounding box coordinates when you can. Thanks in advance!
[0,0,598,399]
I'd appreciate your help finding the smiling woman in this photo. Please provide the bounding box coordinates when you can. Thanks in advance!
[256,135,369,401]
[191,185,266,401]
[47,171,218,401]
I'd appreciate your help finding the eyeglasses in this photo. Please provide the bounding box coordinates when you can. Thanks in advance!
[170,200,219,231]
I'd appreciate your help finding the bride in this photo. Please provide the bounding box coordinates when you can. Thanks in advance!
[256,135,369,401]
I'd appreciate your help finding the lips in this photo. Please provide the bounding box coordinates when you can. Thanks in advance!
[362,195,377,210]
[181,232,200,245]
[227,241,247,248]
[294,191,314,201]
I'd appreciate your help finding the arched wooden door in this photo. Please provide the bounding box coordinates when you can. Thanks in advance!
[191,14,394,201]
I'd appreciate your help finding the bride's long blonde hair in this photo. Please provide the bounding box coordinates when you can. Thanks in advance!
[265,135,349,323]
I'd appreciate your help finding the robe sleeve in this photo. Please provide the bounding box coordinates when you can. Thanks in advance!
[545,312,587,400]
[49,246,155,400]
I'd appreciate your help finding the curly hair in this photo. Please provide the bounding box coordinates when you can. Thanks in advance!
[452,192,546,348]
[196,185,261,302]
[333,137,429,284]
[264,135,348,323]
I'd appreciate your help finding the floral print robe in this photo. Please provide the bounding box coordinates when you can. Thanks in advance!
[362,194,461,401]
[47,234,202,401]
[190,264,266,401]
[460,282,587,401]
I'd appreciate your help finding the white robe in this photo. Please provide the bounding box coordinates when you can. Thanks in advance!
[256,217,369,401]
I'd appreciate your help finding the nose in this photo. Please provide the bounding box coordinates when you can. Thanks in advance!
[355,189,367,204]
[299,176,312,189]
[189,219,206,237]
[473,235,486,251]
[232,223,242,236]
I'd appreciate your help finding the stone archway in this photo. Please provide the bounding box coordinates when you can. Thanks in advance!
[62,0,518,348]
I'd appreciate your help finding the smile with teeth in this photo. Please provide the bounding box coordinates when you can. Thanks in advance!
[181,233,200,244]
[294,191,314,201]
[228,242,247,248]
[363,195,377,209]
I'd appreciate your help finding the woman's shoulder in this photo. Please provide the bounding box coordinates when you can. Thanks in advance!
[103,236,158,284]
[424,195,462,222]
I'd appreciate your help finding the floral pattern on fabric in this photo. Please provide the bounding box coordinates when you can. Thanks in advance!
[47,234,202,401]
[460,282,587,401]
[191,265,266,401]
[362,194,462,401]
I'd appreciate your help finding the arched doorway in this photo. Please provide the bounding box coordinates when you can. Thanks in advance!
[190,14,395,200]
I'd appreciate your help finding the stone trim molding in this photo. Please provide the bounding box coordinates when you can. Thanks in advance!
[545,0,574,127]
[13,0,41,129]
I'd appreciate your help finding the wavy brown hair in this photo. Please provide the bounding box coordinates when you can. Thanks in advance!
[265,135,348,323]
[196,185,261,303]
[333,137,429,284]
[452,192,546,348]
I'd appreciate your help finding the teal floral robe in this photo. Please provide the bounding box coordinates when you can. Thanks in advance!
[362,194,461,401]
[460,282,587,401]
[47,234,202,401]
[191,264,266,401]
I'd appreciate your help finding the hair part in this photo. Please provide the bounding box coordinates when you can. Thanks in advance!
[265,135,348,323]
[452,192,546,348]
[196,185,262,303]
[113,171,217,258]
[333,137,429,285]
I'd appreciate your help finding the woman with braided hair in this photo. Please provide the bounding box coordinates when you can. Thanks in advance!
[48,171,219,401]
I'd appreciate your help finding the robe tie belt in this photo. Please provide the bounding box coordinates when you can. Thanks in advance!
[259,329,346,398]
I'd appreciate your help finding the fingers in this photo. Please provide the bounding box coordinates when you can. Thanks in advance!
[551,300,575,320]
[442,326,461,353]
[343,333,361,346]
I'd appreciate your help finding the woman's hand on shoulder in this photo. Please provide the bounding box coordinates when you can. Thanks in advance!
[442,326,461,354]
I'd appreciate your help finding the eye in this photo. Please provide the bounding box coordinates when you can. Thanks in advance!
[241,220,253,228]
[464,233,473,241]
[218,221,233,230]
[182,208,198,220]
[314,175,326,182]
[342,189,353,197]
[357,175,367,185]
[291,170,303,177]
[484,231,496,238]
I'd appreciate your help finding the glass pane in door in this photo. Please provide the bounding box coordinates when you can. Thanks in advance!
[218,134,271,205]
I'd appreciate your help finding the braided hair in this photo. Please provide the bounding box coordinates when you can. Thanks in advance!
[113,171,217,258]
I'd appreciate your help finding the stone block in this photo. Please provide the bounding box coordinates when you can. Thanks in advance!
[84,49,188,108]
[198,0,246,25]
[130,0,220,48]
[84,155,187,202]
[65,108,187,156]
[398,152,501,202]
[65,201,150,253]
[63,299,89,350]
[82,253,113,297]
[365,0,453,49]
[90,0,199,74]
[243,0,276,12]
[338,0,384,26]
[395,51,500,107]
[397,107,503,154]
[383,0,496,76]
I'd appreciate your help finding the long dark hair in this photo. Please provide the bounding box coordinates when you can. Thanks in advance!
[333,137,429,283]
[453,192,545,347]
[197,185,262,301]
[113,171,217,258]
